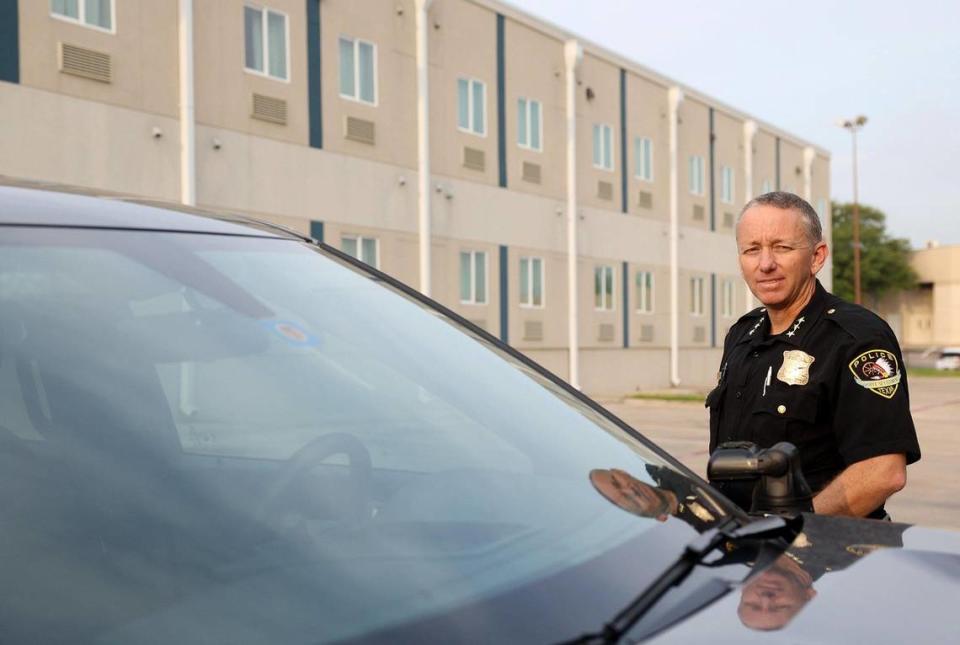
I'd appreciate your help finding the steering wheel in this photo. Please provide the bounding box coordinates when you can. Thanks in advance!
[257,432,373,528]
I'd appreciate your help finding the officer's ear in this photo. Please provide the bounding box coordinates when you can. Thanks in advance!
[810,241,828,275]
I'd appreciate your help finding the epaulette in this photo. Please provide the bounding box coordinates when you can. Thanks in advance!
[821,298,893,339]
[735,306,767,323]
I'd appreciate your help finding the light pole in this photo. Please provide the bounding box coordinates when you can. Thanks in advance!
[840,115,867,304]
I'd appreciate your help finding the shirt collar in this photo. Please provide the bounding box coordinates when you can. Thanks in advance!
[737,280,829,347]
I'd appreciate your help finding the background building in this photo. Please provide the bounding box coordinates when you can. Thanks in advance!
[0,0,831,394]
[878,244,960,360]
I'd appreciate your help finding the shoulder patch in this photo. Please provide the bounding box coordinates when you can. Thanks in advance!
[849,349,901,399]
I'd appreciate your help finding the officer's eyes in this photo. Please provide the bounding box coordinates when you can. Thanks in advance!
[774,245,793,253]
[742,247,760,256]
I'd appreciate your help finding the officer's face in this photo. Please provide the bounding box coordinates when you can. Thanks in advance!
[736,206,827,310]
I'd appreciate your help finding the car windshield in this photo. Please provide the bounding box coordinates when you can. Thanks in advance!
[0,226,732,643]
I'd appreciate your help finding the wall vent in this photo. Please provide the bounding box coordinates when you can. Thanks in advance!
[723,211,734,227]
[522,161,541,184]
[59,43,111,83]
[692,204,705,221]
[598,323,615,342]
[344,116,375,144]
[639,324,654,342]
[597,181,613,201]
[463,147,485,171]
[523,320,544,341]
[251,93,287,125]
[637,191,653,209]
[693,326,706,343]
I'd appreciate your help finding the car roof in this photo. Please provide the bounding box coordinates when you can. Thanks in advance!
[0,177,306,240]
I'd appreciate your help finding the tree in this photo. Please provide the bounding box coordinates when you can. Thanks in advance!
[830,202,916,305]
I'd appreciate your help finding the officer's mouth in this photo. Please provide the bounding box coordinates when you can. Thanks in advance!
[756,278,784,289]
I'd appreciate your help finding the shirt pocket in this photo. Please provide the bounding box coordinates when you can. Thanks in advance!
[750,387,820,447]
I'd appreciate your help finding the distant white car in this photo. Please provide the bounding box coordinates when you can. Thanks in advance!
[935,348,960,370]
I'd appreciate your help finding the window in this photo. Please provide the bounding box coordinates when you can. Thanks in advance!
[51,0,113,31]
[244,5,288,80]
[688,156,705,195]
[721,280,735,318]
[721,166,735,204]
[459,251,487,305]
[457,78,486,136]
[339,37,377,104]
[634,137,653,182]
[519,257,544,308]
[690,277,704,316]
[593,124,614,171]
[760,179,772,194]
[635,271,654,314]
[517,98,542,151]
[341,235,379,269]
[594,265,615,311]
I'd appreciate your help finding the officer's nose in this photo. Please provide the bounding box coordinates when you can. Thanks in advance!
[758,247,777,272]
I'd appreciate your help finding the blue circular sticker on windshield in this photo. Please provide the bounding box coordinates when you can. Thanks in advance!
[261,320,320,348]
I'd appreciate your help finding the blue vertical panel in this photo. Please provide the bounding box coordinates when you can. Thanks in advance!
[306,0,323,148]
[309,220,324,243]
[775,137,781,190]
[622,261,630,348]
[619,69,628,214]
[496,14,507,188]
[710,273,717,348]
[499,245,509,343]
[708,108,716,231]
[0,0,19,84]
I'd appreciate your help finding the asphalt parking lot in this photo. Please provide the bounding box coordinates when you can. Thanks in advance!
[602,376,960,531]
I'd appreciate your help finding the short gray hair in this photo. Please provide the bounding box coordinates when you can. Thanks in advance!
[738,191,823,246]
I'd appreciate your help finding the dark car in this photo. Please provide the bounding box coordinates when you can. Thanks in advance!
[1,182,959,644]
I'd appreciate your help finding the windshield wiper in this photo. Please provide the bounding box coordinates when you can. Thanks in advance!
[562,515,797,644]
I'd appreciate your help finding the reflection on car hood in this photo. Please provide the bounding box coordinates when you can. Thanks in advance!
[650,514,960,643]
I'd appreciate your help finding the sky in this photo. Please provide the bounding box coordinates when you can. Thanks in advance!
[508,0,960,249]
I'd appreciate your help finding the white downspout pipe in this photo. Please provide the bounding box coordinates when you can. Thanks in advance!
[415,0,433,296]
[178,0,195,206]
[668,87,683,387]
[802,146,815,203]
[742,120,756,313]
[177,0,197,415]
[564,40,582,389]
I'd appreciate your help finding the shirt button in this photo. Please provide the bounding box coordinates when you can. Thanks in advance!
[777,405,787,414]
[752,352,759,358]
[736,392,742,399]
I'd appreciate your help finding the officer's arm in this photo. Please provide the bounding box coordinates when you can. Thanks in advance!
[812,453,907,517]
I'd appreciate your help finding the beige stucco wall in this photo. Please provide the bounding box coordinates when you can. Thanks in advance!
[576,52,623,212]
[778,139,804,196]
[678,97,709,230]
[713,110,744,233]
[753,129,776,194]
[194,0,309,146]
[19,0,179,117]
[625,72,669,220]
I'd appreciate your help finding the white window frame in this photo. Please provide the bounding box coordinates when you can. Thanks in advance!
[517,97,543,152]
[338,36,378,106]
[457,77,487,137]
[341,234,380,269]
[593,124,615,171]
[519,256,545,308]
[688,155,705,196]
[594,265,616,312]
[634,136,654,182]
[721,280,735,318]
[50,0,116,33]
[690,277,705,316]
[243,4,290,83]
[760,179,772,194]
[459,250,488,305]
[721,166,735,204]
[636,270,655,314]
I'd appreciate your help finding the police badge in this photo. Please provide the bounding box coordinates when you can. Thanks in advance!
[777,350,815,386]
[849,349,901,399]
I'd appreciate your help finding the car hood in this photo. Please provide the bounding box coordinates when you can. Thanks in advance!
[649,514,960,643]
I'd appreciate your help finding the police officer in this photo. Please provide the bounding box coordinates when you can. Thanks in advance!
[707,192,920,519]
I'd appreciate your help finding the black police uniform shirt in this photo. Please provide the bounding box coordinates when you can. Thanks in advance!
[706,280,921,517]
